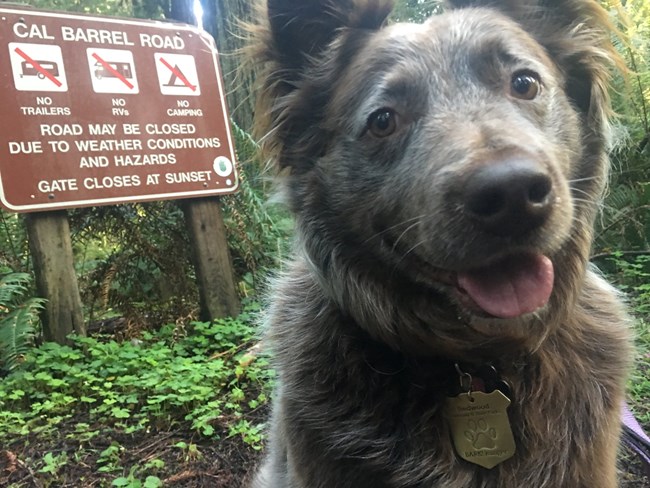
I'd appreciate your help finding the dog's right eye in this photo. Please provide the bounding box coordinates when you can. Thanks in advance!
[366,108,398,138]
[510,71,541,100]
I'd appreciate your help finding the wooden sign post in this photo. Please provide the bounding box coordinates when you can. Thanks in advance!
[25,212,85,343]
[182,199,239,320]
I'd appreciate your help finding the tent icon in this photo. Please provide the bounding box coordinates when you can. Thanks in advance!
[164,64,190,87]
[155,53,200,96]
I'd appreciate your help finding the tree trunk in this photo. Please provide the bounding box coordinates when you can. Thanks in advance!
[200,0,255,131]
[170,0,196,25]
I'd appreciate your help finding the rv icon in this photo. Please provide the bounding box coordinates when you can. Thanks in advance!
[87,48,139,94]
[94,61,133,80]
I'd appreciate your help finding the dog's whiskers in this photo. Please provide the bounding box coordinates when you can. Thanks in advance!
[391,220,424,253]
[362,215,426,244]
[390,238,429,277]
[568,176,599,184]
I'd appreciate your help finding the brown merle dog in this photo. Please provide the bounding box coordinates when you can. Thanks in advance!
[249,0,632,486]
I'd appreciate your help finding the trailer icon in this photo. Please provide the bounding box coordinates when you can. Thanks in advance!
[21,60,60,79]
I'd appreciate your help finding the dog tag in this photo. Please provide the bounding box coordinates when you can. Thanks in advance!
[444,390,516,469]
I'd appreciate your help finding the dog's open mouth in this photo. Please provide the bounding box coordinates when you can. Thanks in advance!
[443,254,555,319]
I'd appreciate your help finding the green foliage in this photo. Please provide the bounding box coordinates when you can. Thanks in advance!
[601,253,650,423]
[173,441,203,461]
[0,271,45,373]
[221,123,292,295]
[38,451,68,476]
[112,471,162,488]
[596,0,650,252]
[70,202,200,326]
[22,0,168,19]
[391,0,441,22]
[0,212,30,272]
[0,308,272,450]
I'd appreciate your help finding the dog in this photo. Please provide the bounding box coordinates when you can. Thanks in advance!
[249,0,632,486]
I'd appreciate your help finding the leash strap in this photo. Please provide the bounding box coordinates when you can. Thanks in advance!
[621,402,650,475]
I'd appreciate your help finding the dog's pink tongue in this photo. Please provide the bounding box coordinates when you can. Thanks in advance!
[457,255,554,319]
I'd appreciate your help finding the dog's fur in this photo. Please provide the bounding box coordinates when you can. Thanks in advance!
[249,0,632,486]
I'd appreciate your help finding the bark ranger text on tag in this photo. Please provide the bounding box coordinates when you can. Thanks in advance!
[13,22,185,50]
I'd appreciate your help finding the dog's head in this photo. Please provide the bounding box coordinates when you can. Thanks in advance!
[253,0,618,356]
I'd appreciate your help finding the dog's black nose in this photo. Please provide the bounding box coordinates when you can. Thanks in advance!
[463,158,554,236]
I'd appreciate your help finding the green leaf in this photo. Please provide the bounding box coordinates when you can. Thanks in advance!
[111,407,131,419]
[143,476,162,488]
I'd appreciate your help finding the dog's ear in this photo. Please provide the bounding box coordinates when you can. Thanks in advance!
[444,0,619,124]
[443,0,612,39]
[266,0,393,69]
[251,0,394,172]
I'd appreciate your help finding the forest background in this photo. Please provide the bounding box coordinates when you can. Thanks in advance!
[0,0,649,486]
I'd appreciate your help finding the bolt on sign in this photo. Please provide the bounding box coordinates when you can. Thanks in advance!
[0,6,239,212]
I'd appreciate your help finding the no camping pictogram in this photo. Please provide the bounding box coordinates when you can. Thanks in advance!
[155,53,200,96]
[8,42,68,92]
[87,48,139,94]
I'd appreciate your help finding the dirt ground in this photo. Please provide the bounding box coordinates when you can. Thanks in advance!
[1,424,262,487]
[2,422,648,487]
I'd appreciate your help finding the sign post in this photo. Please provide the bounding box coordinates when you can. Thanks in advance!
[0,7,241,340]
[182,199,240,321]
[25,211,85,343]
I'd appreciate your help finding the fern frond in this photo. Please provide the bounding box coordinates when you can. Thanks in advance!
[0,272,31,308]
[0,273,45,373]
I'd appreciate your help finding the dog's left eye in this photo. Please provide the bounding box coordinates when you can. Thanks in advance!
[510,71,541,100]
[366,108,398,138]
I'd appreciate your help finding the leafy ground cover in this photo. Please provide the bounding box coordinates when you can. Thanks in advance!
[1,261,649,487]
[0,307,269,487]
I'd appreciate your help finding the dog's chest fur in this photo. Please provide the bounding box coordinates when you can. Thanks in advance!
[263,258,629,487]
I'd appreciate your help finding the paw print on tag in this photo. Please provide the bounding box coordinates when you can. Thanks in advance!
[464,419,497,450]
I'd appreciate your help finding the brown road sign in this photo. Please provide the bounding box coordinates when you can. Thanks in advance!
[0,6,239,212]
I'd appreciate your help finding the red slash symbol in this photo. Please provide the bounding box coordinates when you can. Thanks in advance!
[92,53,135,90]
[14,47,62,87]
[159,57,196,92]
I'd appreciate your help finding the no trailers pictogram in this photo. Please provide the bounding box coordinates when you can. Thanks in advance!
[8,42,68,92]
